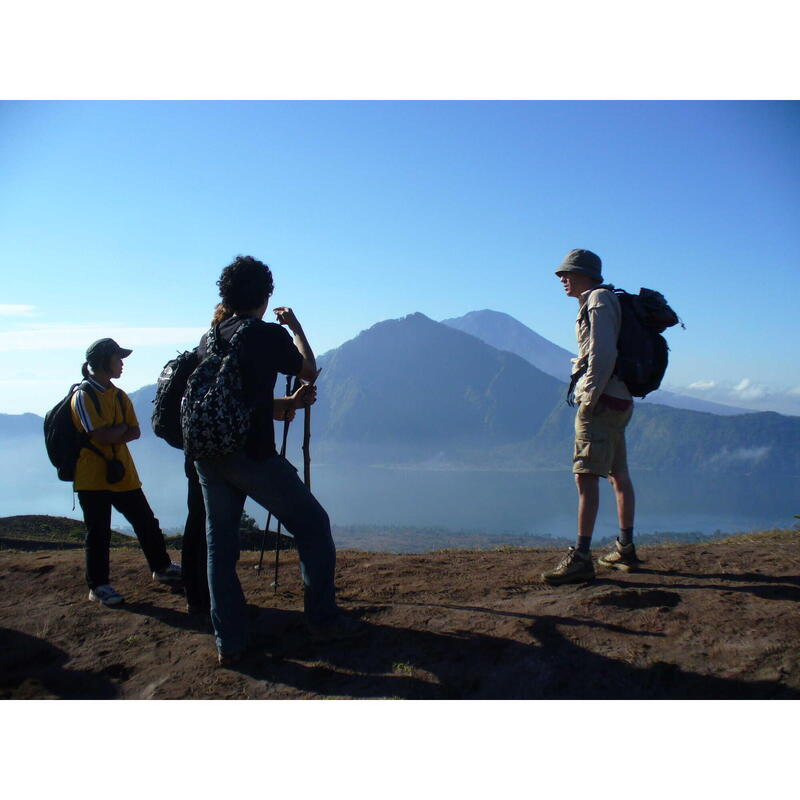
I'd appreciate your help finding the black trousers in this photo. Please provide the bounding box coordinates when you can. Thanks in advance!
[182,456,211,610]
[78,488,171,589]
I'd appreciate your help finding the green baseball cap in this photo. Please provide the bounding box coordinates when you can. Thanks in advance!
[85,338,133,365]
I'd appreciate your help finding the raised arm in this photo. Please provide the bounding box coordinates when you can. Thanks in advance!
[273,307,317,381]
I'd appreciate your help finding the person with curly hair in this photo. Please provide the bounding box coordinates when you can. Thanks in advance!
[192,256,362,664]
[182,300,312,616]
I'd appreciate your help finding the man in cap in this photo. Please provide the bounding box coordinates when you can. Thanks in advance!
[542,249,640,585]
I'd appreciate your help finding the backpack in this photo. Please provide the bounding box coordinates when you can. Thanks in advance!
[569,287,682,402]
[151,349,200,449]
[180,319,257,459]
[43,381,122,481]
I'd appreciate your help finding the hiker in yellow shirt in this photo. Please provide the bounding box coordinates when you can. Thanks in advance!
[71,338,181,606]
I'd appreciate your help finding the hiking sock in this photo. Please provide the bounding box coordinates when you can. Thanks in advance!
[576,536,592,554]
[619,527,634,546]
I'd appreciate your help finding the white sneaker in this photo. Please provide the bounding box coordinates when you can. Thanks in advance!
[89,584,124,606]
[152,562,182,584]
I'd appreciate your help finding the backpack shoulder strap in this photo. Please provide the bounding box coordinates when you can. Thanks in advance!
[204,324,222,356]
[77,380,102,414]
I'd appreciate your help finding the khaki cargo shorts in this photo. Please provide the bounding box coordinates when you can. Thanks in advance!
[573,400,633,477]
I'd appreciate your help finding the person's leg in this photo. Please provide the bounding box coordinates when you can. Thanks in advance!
[608,470,635,532]
[78,491,112,589]
[110,489,172,574]
[599,406,640,570]
[182,457,210,610]
[194,458,248,656]
[576,473,600,549]
[542,403,609,585]
[608,404,635,538]
[214,452,338,626]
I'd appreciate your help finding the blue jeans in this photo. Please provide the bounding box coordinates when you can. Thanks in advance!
[195,452,338,655]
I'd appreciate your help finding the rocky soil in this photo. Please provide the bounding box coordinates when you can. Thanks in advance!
[1,530,798,699]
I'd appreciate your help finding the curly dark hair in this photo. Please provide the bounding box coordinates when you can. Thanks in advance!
[216,255,274,313]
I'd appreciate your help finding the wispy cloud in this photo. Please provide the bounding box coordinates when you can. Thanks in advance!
[731,378,768,401]
[0,324,206,352]
[687,380,716,391]
[708,445,771,466]
[0,305,37,317]
[674,377,800,416]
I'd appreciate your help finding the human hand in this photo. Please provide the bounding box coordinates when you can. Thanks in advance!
[274,307,302,333]
[290,382,317,409]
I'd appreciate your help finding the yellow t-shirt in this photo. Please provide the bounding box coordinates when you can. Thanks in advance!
[70,377,142,492]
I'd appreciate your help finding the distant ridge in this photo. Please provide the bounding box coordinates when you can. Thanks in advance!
[0,413,43,438]
[442,309,749,416]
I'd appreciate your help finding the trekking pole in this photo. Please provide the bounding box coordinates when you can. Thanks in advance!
[303,369,322,489]
[255,375,294,579]
[270,375,303,592]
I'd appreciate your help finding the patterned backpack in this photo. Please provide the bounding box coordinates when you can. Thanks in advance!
[180,318,257,459]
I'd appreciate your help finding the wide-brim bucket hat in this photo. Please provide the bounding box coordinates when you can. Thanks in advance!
[554,249,602,282]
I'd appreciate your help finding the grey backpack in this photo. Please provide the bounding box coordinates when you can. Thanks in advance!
[180,319,257,459]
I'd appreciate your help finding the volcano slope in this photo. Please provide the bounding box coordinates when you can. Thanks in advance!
[1,530,798,699]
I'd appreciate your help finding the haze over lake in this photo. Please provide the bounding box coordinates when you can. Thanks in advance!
[4,435,792,546]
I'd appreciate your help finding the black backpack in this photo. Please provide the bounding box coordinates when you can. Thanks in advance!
[43,381,115,481]
[151,349,200,449]
[569,287,682,402]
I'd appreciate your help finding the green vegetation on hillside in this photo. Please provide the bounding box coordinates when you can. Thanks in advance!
[0,515,134,551]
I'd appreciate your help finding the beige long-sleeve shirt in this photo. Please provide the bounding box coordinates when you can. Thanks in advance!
[571,285,632,408]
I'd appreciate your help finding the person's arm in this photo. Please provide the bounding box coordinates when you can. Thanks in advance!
[89,424,132,445]
[580,292,620,411]
[116,392,140,442]
[72,388,133,444]
[272,384,317,421]
[122,425,140,442]
[273,307,317,381]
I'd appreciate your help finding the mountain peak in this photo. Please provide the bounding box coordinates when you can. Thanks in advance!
[442,309,574,382]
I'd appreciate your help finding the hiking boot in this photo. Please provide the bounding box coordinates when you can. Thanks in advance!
[89,584,124,606]
[541,547,595,585]
[308,614,368,643]
[598,540,641,572]
[153,562,182,584]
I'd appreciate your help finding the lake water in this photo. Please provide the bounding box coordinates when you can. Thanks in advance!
[296,463,796,542]
[4,435,796,546]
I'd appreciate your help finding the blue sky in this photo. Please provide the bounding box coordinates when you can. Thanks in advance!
[1,100,798,414]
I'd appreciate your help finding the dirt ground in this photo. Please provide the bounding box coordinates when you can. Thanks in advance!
[1,531,799,699]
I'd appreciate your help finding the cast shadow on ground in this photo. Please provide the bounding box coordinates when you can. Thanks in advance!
[646,569,800,588]
[0,627,119,699]
[229,605,798,700]
[120,600,213,634]
[596,572,800,603]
